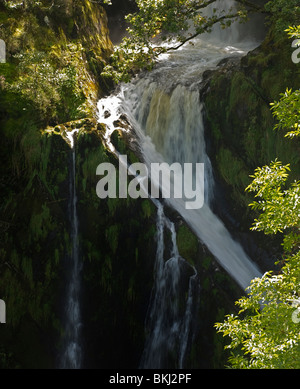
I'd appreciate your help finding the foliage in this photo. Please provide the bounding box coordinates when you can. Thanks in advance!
[2,0,112,10]
[102,0,255,82]
[3,50,86,124]
[215,27,300,369]
[102,0,300,82]
[216,163,300,367]
[286,25,300,40]
[271,88,300,139]
[265,0,300,35]
[246,160,300,237]
[216,254,300,368]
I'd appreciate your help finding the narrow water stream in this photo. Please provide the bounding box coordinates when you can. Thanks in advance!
[60,129,83,369]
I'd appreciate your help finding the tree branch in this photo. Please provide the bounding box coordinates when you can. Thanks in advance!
[162,0,268,53]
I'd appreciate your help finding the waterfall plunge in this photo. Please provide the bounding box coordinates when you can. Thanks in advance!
[97,0,264,368]
[139,204,199,369]
[60,129,83,369]
[116,77,262,292]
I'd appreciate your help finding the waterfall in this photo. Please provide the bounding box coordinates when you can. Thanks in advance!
[116,72,262,291]
[97,0,264,368]
[139,203,199,369]
[60,129,83,369]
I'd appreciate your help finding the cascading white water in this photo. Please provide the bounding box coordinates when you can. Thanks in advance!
[97,98,201,369]
[97,0,265,368]
[104,0,264,290]
[116,71,261,291]
[178,270,198,369]
[139,203,199,368]
[60,129,83,369]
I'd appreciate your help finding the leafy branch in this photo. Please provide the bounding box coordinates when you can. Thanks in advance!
[102,0,264,83]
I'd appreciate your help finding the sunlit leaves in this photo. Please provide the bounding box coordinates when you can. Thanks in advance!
[285,25,300,40]
[216,252,300,369]
[4,49,86,123]
[271,88,300,139]
[246,161,300,235]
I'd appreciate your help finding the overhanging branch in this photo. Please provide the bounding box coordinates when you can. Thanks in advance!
[156,0,267,53]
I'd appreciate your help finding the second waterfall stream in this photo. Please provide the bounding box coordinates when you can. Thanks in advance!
[60,129,83,369]
[97,2,263,369]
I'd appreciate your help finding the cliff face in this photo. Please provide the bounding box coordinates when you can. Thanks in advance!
[0,0,115,368]
[1,1,299,370]
[203,30,300,266]
[0,1,171,369]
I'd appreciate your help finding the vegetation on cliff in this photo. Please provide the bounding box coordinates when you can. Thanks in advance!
[0,0,299,370]
[0,0,113,367]
[215,51,300,367]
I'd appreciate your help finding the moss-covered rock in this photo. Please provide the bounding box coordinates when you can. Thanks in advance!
[176,224,199,266]
[203,30,300,261]
[72,128,157,368]
[0,131,70,367]
[172,217,242,368]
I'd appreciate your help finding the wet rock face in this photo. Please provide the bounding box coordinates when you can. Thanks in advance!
[72,128,157,369]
